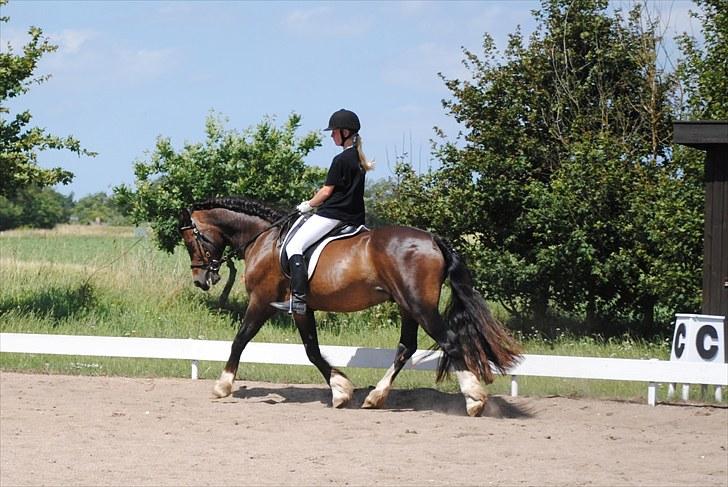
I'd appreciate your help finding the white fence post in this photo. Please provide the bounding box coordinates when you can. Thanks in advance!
[191,360,199,380]
[648,382,657,406]
[510,375,519,397]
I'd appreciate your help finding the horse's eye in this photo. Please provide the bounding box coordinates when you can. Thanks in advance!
[205,251,211,258]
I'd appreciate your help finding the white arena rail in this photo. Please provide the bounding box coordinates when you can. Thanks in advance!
[1,333,726,406]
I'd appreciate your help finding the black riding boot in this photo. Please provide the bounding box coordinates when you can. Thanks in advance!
[271,254,308,315]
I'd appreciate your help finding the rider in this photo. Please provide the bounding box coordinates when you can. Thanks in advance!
[271,109,374,315]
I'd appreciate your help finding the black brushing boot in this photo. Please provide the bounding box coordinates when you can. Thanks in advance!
[271,254,308,315]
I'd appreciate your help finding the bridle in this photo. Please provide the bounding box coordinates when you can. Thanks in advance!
[179,218,226,273]
[179,209,299,273]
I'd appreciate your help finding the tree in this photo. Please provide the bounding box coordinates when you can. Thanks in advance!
[0,185,72,230]
[675,0,728,119]
[364,178,400,228]
[73,192,129,225]
[376,0,702,335]
[114,111,324,253]
[0,0,95,197]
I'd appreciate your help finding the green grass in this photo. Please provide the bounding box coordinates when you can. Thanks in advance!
[1,225,723,404]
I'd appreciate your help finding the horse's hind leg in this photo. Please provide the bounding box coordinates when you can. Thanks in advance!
[293,310,353,408]
[418,310,488,417]
[213,298,274,398]
[363,309,418,409]
[454,367,487,417]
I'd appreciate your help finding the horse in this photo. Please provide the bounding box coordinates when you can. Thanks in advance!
[178,197,522,416]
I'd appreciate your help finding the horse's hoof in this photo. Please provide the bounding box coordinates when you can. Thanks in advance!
[332,396,349,408]
[330,370,353,408]
[212,381,232,398]
[212,372,234,398]
[465,398,486,417]
[362,389,387,409]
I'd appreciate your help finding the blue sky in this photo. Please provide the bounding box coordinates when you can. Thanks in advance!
[2,0,700,199]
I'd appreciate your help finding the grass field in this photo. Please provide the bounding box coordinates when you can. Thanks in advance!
[1,225,721,404]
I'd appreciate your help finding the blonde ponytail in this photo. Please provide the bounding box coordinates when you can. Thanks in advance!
[353,134,375,171]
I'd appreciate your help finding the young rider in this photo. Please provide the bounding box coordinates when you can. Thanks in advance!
[270,109,374,315]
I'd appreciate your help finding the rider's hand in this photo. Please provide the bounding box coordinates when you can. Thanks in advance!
[297,201,313,213]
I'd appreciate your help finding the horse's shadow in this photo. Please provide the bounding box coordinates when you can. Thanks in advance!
[231,384,532,418]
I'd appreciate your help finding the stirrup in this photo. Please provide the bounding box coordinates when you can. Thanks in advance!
[270,298,307,315]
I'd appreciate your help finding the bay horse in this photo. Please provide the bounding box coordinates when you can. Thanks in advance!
[179,197,521,416]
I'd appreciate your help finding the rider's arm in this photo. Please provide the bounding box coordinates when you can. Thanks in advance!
[309,185,334,207]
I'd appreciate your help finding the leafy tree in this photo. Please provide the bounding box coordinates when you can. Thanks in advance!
[114,112,324,252]
[0,0,95,197]
[376,0,702,335]
[675,0,728,119]
[647,0,728,326]
[73,192,129,225]
[364,178,400,227]
[0,186,72,230]
[0,195,22,229]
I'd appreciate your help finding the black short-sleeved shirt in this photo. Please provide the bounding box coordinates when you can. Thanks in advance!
[316,146,366,226]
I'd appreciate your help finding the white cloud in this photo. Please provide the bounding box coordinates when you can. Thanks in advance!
[50,29,97,54]
[154,2,197,17]
[39,38,180,88]
[282,5,371,37]
[0,27,97,55]
[284,5,328,27]
[380,41,469,92]
[395,1,430,17]
[116,47,179,81]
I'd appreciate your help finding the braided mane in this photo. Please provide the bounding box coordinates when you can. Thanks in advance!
[190,197,287,223]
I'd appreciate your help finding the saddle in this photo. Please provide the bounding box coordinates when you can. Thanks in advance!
[278,214,368,279]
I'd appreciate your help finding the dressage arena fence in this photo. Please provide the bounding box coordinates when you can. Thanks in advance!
[1,333,726,406]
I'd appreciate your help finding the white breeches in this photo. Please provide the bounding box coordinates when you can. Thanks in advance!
[285,214,341,256]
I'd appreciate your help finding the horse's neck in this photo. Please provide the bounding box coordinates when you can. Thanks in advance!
[217,209,270,250]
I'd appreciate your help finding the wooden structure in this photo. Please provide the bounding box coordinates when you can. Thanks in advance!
[673,121,728,318]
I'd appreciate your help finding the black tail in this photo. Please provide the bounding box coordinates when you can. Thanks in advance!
[434,236,522,383]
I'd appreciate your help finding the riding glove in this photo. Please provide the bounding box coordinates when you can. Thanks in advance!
[297,201,313,213]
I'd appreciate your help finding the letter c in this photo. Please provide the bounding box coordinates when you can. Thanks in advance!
[674,322,686,359]
[696,325,719,360]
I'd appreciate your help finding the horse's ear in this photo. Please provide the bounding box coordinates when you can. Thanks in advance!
[179,208,192,228]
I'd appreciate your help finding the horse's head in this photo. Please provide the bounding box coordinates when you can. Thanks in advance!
[178,208,225,291]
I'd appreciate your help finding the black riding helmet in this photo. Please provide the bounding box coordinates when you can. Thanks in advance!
[324,109,360,133]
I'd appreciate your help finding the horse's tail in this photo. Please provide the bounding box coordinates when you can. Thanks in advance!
[434,236,523,383]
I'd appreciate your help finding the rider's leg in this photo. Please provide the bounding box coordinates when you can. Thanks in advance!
[271,254,308,314]
[271,214,341,315]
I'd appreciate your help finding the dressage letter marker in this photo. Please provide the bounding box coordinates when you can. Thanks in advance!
[670,314,727,363]
[668,314,726,401]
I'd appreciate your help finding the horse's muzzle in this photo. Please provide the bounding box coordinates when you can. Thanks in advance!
[193,278,210,291]
[192,270,220,291]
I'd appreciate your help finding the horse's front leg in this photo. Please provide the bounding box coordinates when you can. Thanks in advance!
[213,299,274,398]
[293,309,353,408]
